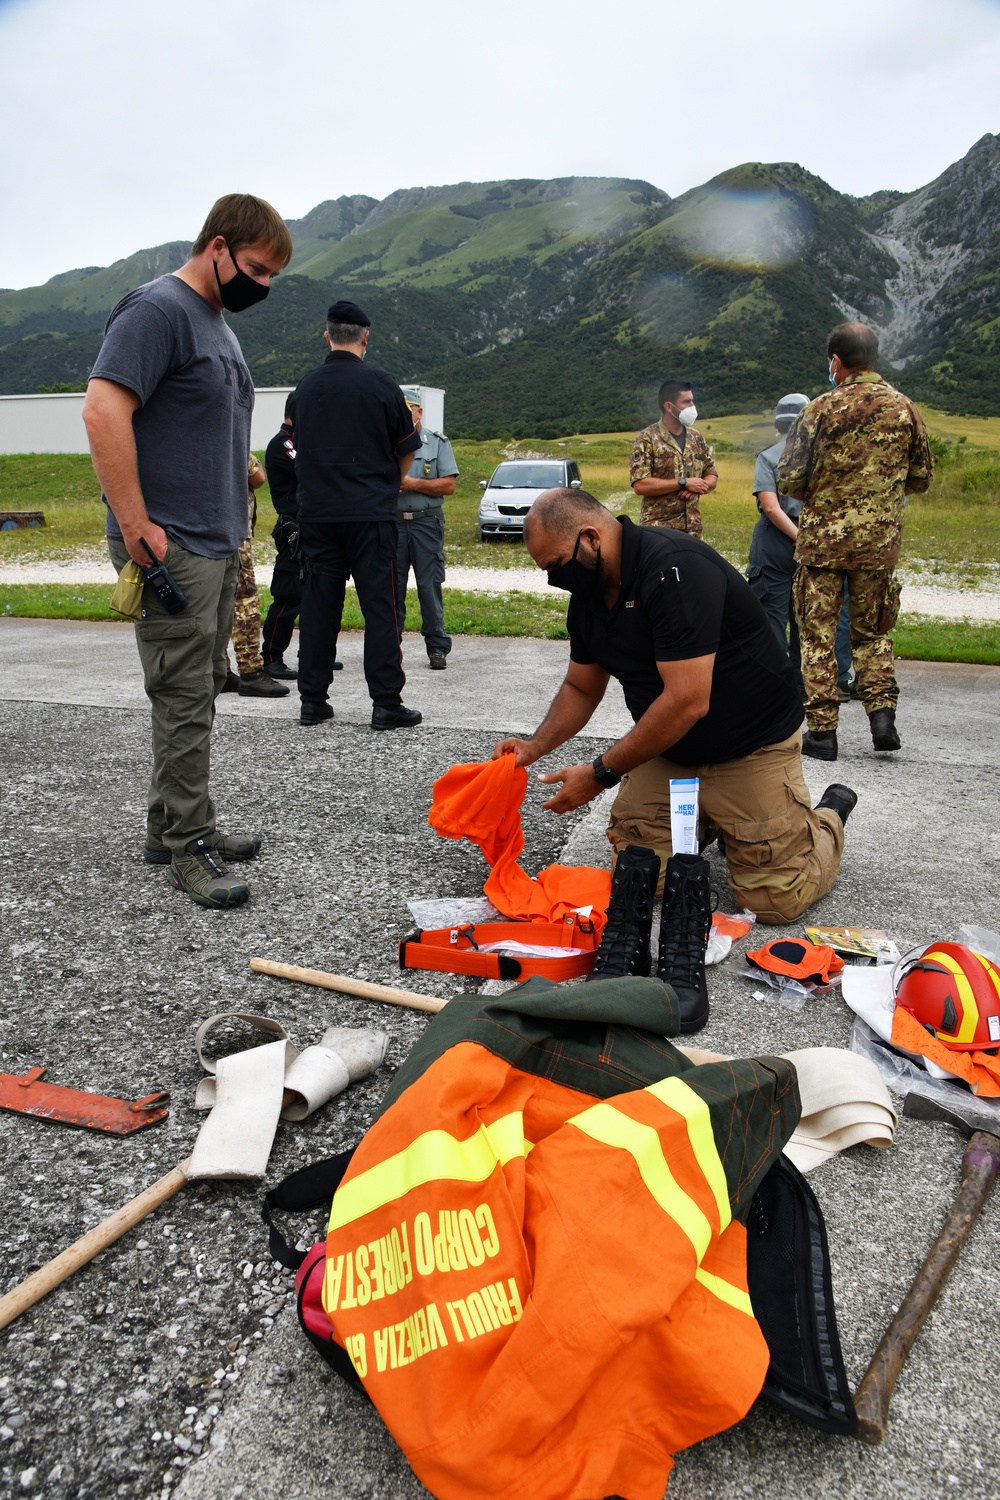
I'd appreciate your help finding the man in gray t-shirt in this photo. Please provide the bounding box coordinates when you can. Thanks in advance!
[82,193,291,910]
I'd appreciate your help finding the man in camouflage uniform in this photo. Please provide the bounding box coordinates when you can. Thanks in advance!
[779,322,933,760]
[395,389,459,670]
[630,378,718,536]
[223,453,289,697]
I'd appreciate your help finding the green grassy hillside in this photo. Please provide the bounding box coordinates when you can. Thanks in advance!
[2,141,1000,428]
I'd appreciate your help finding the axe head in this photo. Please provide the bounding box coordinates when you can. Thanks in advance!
[903,1090,1000,1143]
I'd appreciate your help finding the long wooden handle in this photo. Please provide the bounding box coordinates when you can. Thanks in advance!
[854,1130,1000,1443]
[0,1160,191,1333]
[250,958,448,1015]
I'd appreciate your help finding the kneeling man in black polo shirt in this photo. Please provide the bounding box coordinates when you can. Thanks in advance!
[495,488,857,930]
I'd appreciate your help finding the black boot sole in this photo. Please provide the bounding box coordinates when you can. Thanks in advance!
[677,993,710,1035]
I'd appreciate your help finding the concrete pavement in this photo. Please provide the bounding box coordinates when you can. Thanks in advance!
[1,617,999,1500]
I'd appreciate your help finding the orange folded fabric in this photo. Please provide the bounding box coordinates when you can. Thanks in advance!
[429,755,612,933]
[890,1004,1000,1098]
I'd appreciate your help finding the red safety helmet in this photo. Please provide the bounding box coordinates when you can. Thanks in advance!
[894,942,1000,1052]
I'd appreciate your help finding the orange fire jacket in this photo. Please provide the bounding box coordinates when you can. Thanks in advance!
[318,979,800,1500]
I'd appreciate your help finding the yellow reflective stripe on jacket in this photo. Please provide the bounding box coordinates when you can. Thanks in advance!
[569,1102,714,1261]
[646,1076,732,1232]
[329,1112,529,1233]
[695,1267,754,1317]
[925,949,979,1045]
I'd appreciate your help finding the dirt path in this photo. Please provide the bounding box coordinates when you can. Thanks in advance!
[1,554,998,620]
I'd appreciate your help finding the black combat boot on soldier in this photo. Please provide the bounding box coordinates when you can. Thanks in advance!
[801,729,837,761]
[869,708,901,752]
[585,844,660,981]
[657,853,713,1034]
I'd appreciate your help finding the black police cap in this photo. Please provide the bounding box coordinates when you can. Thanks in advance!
[327,299,371,327]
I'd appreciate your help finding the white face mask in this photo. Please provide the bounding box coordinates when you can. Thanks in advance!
[678,405,698,428]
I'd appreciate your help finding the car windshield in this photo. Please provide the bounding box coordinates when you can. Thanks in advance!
[489,463,564,489]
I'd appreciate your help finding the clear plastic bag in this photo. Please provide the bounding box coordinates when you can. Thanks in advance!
[406,896,501,929]
[851,1016,1000,1124]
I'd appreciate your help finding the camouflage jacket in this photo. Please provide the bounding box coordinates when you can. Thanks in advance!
[629,420,717,537]
[778,373,933,570]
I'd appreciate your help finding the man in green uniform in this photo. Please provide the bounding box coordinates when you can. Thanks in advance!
[395,389,459,670]
[224,454,290,696]
[779,322,933,761]
[629,378,718,536]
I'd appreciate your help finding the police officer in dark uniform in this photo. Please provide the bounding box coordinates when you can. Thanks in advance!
[396,388,460,669]
[260,398,344,680]
[260,397,302,678]
[291,300,423,730]
[748,393,809,699]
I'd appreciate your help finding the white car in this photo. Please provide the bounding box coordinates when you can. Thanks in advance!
[478,458,583,541]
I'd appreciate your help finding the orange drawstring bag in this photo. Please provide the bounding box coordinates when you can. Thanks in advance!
[428,755,611,934]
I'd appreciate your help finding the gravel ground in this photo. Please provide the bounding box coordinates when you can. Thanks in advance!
[2,650,1000,1500]
[0,702,601,1500]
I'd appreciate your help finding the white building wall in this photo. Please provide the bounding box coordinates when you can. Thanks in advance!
[0,384,447,455]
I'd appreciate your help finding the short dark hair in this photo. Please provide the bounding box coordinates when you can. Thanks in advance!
[657,378,692,410]
[327,321,367,345]
[527,487,606,540]
[283,394,294,420]
[192,193,293,265]
[827,322,879,370]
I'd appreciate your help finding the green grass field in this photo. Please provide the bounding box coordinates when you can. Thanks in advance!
[1,406,997,665]
[3,585,997,664]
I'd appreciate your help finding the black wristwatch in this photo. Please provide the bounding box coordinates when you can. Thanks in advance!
[592,754,622,788]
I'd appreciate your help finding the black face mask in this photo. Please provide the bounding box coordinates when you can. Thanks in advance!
[214,247,270,313]
[547,530,604,600]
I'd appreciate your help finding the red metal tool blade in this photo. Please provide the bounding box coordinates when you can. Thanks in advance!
[0,1068,170,1135]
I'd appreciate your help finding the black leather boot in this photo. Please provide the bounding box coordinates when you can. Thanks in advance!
[657,853,713,1034]
[585,844,660,981]
[869,708,900,752]
[816,783,858,827]
[801,729,838,761]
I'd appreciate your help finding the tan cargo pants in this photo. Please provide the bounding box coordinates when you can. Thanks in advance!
[605,730,844,925]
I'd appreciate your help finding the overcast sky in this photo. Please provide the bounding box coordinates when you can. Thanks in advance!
[1,0,998,290]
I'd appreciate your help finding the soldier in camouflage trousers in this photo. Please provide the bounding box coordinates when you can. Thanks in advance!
[224,455,289,698]
[630,377,718,536]
[779,322,933,759]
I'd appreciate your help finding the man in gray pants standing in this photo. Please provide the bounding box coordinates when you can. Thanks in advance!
[395,389,459,669]
[82,193,292,909]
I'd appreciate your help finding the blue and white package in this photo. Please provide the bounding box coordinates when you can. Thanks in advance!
[669,777,700,855]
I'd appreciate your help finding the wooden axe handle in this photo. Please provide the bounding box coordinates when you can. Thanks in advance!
[854,1129,1000,1443]
[0,1160,191,1333]
[250,958,448,1014]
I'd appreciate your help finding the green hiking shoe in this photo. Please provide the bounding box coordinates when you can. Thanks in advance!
[167,841,250,909]
[145,832,261,866]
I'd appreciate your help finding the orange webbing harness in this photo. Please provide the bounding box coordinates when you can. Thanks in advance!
[398,913,600,982]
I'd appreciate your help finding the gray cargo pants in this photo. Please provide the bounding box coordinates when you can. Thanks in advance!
[395,509,451,658]
[109,537,239,852]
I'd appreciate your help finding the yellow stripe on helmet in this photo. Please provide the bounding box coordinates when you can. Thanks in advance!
[923,949,979,1045]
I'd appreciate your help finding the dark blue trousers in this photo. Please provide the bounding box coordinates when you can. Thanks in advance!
[298,520,405,708]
